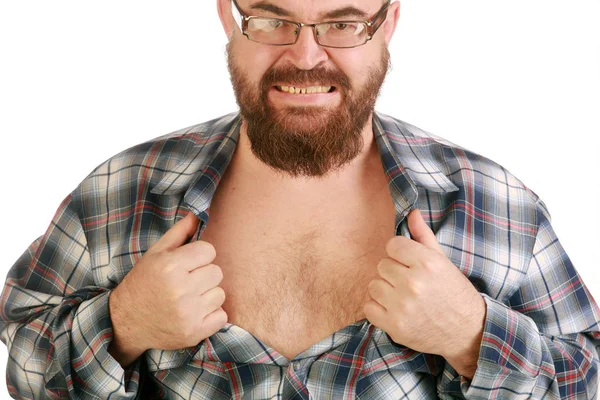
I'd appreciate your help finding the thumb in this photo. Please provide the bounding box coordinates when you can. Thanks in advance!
[407,209,443,253]
[149,212,200,253]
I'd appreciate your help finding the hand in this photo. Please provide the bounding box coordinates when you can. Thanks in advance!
[363,209,486,377]
[111,212,228,353]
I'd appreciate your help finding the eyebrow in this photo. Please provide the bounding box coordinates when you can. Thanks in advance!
[248,1,369,20]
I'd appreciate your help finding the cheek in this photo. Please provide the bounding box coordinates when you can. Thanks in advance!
[237,45,281,84]
[329,49,379,87]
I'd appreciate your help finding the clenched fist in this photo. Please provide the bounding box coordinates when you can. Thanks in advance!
[364,209,486,379]
[109,212,228,366]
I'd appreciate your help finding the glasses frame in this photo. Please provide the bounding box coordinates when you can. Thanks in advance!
[230,0,391,49]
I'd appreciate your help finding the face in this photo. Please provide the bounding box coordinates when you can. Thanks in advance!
[223,0,396,178]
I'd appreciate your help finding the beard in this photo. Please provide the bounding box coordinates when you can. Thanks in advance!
[226,42,391,178]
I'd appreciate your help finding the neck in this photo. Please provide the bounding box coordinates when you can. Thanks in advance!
[229,113,383,195]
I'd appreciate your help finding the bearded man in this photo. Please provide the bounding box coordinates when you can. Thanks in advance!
[1,0,599,399]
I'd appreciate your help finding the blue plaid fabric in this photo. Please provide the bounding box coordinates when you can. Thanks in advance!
[1,111,599,399]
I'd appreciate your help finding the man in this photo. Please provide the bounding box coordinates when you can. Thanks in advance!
[1,0,599,399]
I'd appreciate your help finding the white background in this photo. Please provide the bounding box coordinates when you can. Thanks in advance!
[1,0,599,396]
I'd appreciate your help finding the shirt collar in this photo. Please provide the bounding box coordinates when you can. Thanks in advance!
[150,111,459,230]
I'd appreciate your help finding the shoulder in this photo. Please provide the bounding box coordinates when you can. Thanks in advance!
[377,113,552,298]
[375,111,544,209]
[69,112,239,214]
[90,113,237,181]
[376,112,548,277]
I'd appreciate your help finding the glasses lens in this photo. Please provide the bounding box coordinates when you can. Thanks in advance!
[246,17,298,45]
[316,22,368,48]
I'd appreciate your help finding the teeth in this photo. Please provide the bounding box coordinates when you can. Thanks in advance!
[277,85,332,94]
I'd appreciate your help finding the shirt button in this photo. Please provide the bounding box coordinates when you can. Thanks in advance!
[292,361,301,371]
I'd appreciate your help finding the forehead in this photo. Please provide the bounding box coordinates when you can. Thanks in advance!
[238,0,383,21]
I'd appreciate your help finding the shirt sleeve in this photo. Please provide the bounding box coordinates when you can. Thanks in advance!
[0,194,143,399]
[437,201,600,399]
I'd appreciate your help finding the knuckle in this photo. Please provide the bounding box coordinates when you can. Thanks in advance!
[434,252,448,266]
[376,259,388,275]
[156,253,176,273]
[209,264,224,282]
[198,264,223,284]
[197,241,217,259]
[163,260,178,274]
[385,236,404,255]
[407,279,423,296]
[368,280,379,296]
[214,286,226,302]
[181,324,196,340]
[165,287,181,303]
[392,320,404,338]
[217,311,229,326]
[422,255,438,271]
[367,280,374,292]
[210,308,228,327]
[163,269,179,286]
[174,305,189,323]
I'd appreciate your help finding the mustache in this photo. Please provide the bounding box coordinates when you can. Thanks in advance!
[260,65,351,92]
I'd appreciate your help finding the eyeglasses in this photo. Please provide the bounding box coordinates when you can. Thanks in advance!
[230,0,391,49]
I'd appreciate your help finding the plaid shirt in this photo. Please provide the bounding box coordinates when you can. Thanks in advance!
[1,111,599,400]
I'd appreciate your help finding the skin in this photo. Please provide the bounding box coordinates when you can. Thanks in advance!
[216,0,487,380]
[217,0,399,185]
[226,44,390,178]
[366,209,487,379]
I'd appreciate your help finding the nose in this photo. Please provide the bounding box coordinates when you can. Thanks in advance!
[282,25,329,70]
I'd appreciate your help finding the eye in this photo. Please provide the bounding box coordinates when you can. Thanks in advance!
[250,18,285,32]
[333,23,349,30]
[268,20,284,29]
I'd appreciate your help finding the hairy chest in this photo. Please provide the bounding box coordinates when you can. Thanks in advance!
[199,206,395,359]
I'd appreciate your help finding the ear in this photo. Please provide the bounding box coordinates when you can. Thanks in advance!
[217,0,236,40]
[382,1,401,46]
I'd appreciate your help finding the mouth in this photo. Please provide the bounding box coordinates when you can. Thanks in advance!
[274,85,337,94]
[268,83,340,107]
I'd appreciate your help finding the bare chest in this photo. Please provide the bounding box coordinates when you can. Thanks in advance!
[199,195,396,360]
